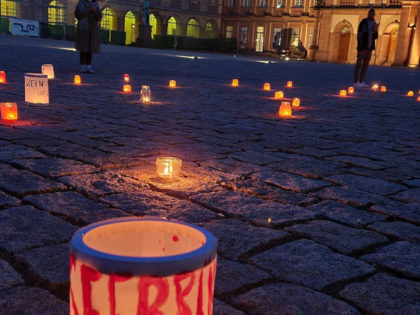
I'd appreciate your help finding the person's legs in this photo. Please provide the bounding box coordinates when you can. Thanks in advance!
[86,52,92,65]
[80,52,88,72]
[354,50,364,83]
[86,52,96,74]
[359,50,372,83]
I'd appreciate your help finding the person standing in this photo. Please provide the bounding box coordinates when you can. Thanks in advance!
[75,0,102,74]
[354,8,378,87]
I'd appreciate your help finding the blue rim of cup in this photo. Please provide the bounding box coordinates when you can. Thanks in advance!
[70,217,217,277]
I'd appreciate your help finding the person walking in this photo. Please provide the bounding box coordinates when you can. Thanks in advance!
[354,8,378,87]
[75,0,102,74]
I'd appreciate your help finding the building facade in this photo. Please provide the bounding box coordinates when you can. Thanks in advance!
[0,0,222,45]
[222,0,420,66]
[1,0,418,66]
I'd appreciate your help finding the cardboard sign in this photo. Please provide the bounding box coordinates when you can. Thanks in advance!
[11,18,40,37]
[24,73,49,104]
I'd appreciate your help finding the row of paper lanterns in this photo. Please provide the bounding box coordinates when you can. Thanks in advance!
[2,66,420,122]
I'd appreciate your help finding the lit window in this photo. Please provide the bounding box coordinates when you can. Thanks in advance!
[1,0,20,17]
[167,16,177,35]
[294,0,303,6]
[291,28,300,46]
[258,0,267,7]
[273,28,282,46]
[48,0,64,25]
[101,8,117,30]
[204,22,214,38]
[276,0,285,7]
[187,18,200,38]
[149,13,157,38]
[225,25,233,39]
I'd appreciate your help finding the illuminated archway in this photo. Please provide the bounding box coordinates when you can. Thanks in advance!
[204,21,214,38]
[1,0,20,17]
[186,18,200,38]
[101,8,117,31]
[384,23,399,63]
[149,13,158,38]
[167,16,177,35]
[48,0,64,25]
[125,11,138,45]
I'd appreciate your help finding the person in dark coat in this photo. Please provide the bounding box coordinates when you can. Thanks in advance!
[75,0,102,74]
[354,8,378,87]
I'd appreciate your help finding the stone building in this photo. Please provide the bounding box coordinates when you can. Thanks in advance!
[222,0,420,66]
[0,0,222,45]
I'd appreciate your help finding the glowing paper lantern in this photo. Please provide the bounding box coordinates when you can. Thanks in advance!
[380,86,387,92]
[123,84,132,93]
[340,90,347,97]
[140,85,151,103]
[70,217,217,315]
[372,84,379,91]
[41,64,55,79]
[0,71,6,83]
[74,75,81,85]
[169,80,176,88]
[286,81,293,88]
[348,87,354,94]
[407,90,414,97]
[417,96,420,102]
[278,101,292,117]
[24,73,49,104]
[292,97,300,107]
[232,79,238,87]
[1,102,18,122]
[156,157,182,179]
[274,91,284,99]
[124,74,130,82]
[263,83,270,91]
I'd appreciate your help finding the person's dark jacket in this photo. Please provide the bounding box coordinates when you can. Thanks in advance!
[75,0,102,53]
[357,18,378,51]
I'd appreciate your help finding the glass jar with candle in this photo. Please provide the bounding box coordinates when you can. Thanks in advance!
[140,85,151,103]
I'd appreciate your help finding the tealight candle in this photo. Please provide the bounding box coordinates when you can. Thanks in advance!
[41,64,55,79]
[407,90,414,97]
[232,79,238,87]
[0,71,6,83]
[286,81,293,88]
[123,84,132,93]
[274,91,284,99]
[292,97,300,107]
[340,90,347,96]
[348,87,354,94]
[156,157,182,179]
[263,83,270,91]
[124,74,130,82]
[278,101,292,117]
[1,102,18,122]
[372,84,379,91]
[380,86,386,92]
[74,75,81,85]
[140,85,151,103]
[169,80,176,88]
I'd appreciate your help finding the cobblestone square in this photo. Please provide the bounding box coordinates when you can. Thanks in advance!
[0,35,419,314]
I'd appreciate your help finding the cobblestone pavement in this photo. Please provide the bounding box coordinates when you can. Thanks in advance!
[0,34,419,314]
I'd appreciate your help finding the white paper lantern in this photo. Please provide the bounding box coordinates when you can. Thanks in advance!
[41,64,55,79]
[24,73,49,104]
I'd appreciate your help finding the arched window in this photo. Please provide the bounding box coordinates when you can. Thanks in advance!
[186,19,200,38]
[48,0,64,25]
[125,11,137,45]
[101,8,117,30]
[149,13,157,38]
[341,25,351,34]
[167,16,177,35]
[204,22,214,38]
[1,0,20,17]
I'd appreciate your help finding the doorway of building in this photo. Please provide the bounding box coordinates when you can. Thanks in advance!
[256,26,264,52]
[337,26,351,62]
[386,26,399,63]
